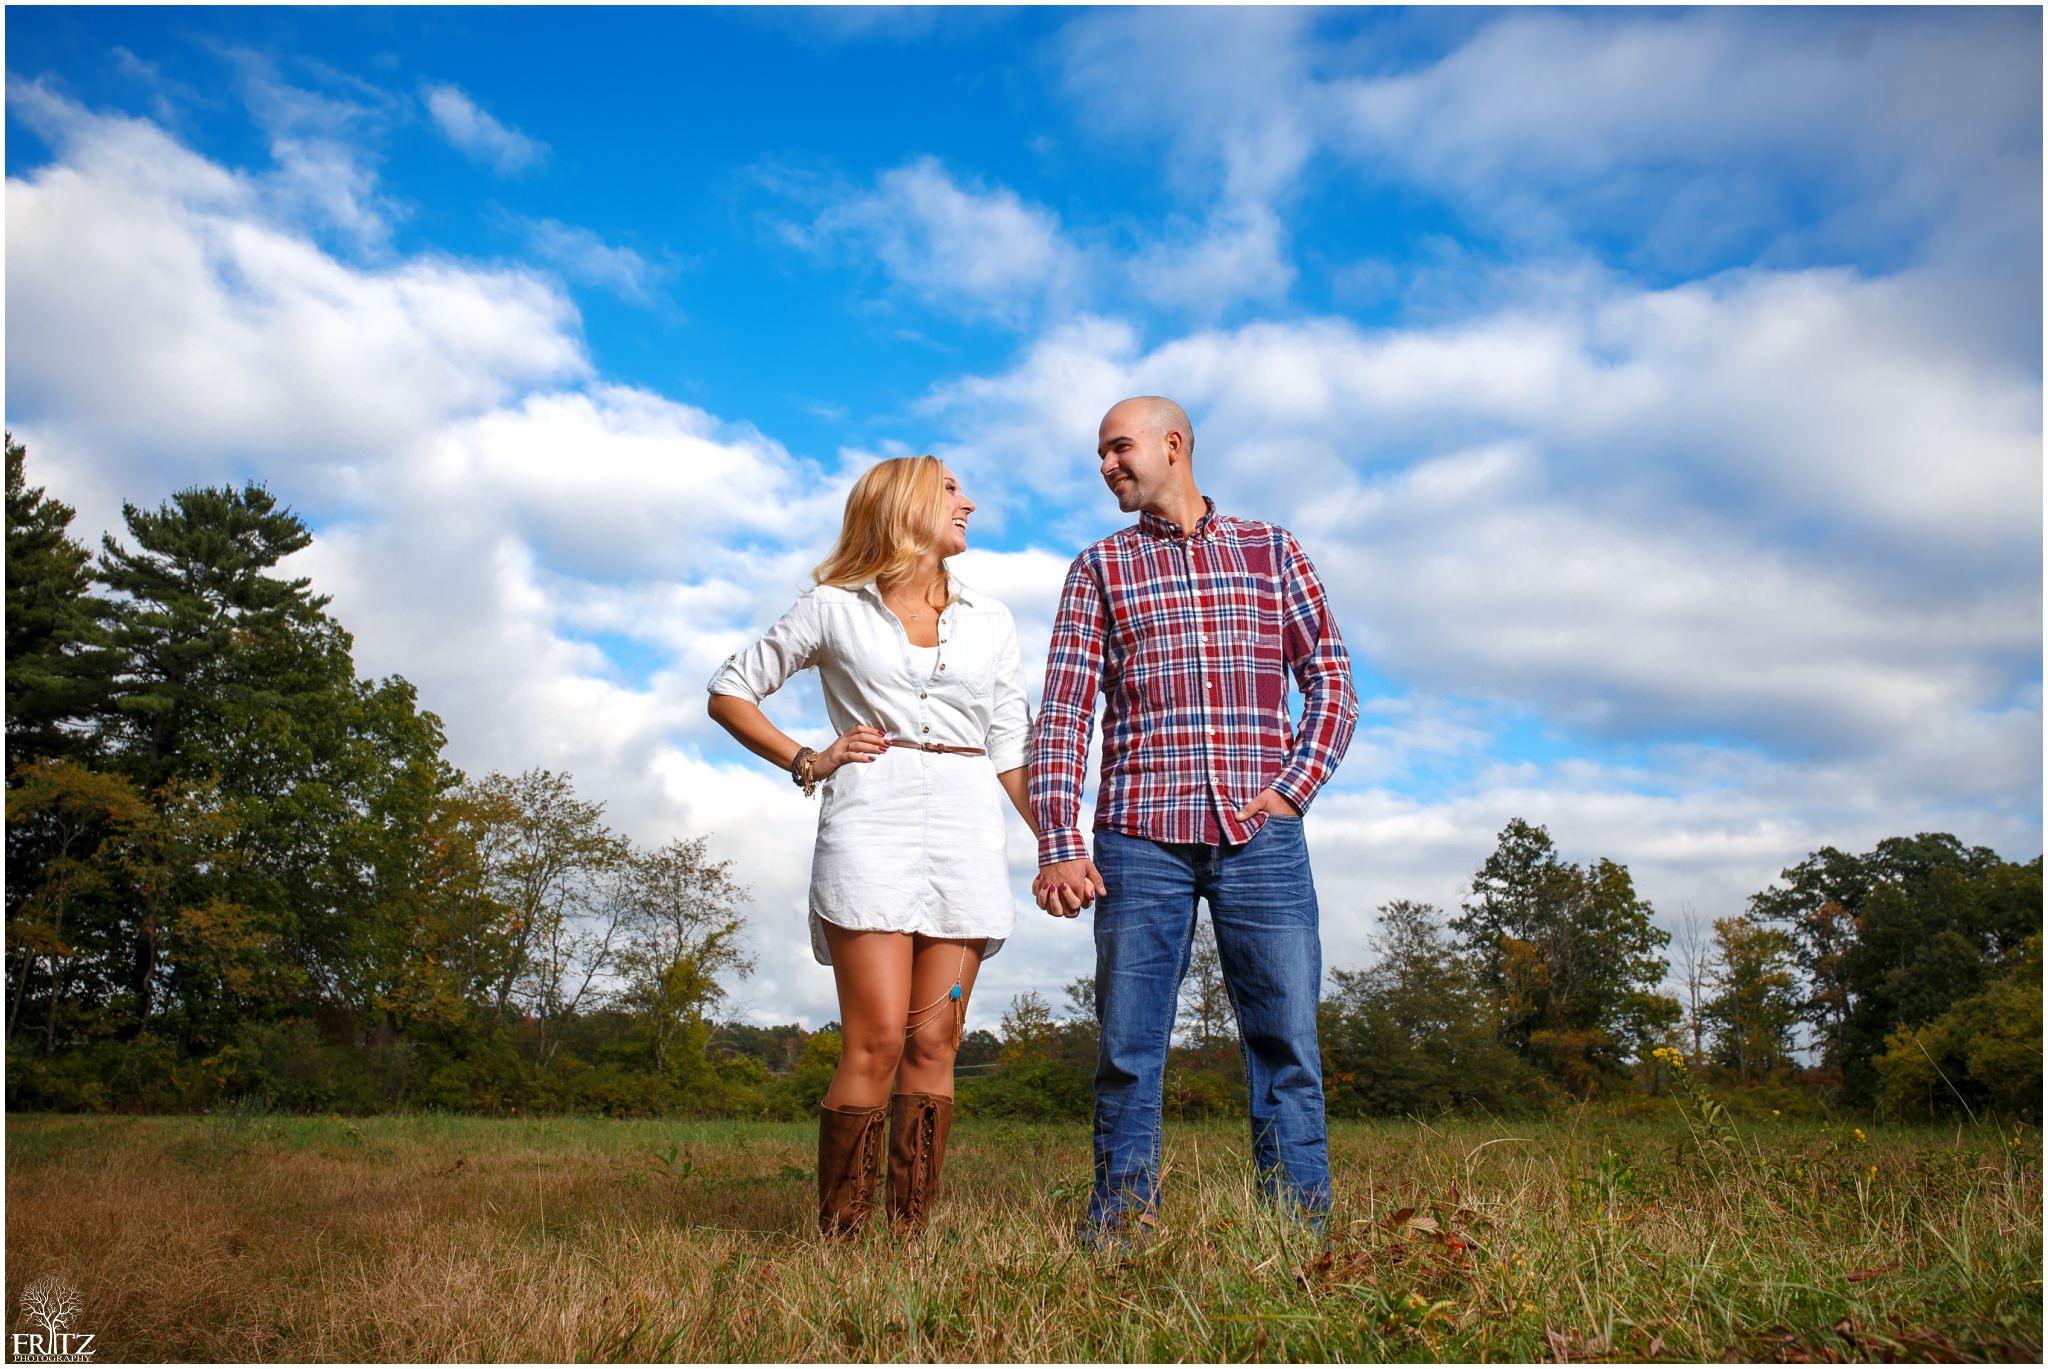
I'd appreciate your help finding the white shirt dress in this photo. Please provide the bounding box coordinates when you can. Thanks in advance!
[706,577,1032,965]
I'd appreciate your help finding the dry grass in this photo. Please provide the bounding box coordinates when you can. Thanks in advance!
[5,1108,2039,1361]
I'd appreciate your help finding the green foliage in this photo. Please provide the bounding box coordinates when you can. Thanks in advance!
[1451,820,1678,1092]
[613,836,753,1077]
[1702,916,1801,1083]
[1874,935,2042,1120]
[957,1057,1094,1120]
[1322,900,1538,1116]
[997,991,1060,1065]
[4,434,110,766]
[1753,836,2041,1106]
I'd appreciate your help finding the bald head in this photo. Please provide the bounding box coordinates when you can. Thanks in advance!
[1101,396,1194,460]
[1096,394,1203,522]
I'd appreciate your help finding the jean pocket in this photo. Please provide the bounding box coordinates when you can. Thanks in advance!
[1259,811,1303,839]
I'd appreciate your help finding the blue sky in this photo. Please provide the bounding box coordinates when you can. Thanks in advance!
[7,6,2041,1029]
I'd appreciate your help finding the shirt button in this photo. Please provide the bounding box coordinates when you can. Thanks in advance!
[939,663,947,670]
[919,691,927,699]
[922,725,930,734]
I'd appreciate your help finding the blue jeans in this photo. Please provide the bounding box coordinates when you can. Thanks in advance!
[1087,818,1331,1230]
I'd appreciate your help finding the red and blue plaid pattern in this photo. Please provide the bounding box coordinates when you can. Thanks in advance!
[1030,499,1359,865]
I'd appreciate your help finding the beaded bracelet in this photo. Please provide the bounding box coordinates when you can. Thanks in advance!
[789,746,818,798]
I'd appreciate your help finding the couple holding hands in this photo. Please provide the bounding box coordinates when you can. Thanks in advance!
[707,396,1359,1246]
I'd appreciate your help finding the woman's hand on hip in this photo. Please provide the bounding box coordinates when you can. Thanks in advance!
[813,725,890,778]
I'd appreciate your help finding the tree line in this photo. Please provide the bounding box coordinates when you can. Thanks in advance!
[6,437,2038,1121]
[6,437,758,1116]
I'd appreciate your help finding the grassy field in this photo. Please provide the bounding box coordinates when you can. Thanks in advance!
[5,1105,2039,1362]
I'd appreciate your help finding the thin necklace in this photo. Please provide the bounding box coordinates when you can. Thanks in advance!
[891,586,937,621]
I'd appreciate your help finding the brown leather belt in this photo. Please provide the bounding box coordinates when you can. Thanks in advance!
[886,738,985,755]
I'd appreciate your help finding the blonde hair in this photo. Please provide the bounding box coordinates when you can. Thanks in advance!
[813,454,952,613]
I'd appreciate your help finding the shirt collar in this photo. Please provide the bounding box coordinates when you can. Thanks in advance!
[854,572,979,609]
[1139,495,1219,540]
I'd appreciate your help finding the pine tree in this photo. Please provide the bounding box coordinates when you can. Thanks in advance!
[5,435,109,764]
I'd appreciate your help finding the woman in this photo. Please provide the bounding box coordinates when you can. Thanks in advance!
[706,454,1034,1237]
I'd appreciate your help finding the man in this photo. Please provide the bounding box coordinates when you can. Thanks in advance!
[1029,396,1359,1242]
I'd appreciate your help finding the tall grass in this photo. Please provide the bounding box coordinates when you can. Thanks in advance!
[5,1107,2038,1361]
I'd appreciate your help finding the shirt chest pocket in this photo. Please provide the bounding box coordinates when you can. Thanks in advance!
[937,616,995,698]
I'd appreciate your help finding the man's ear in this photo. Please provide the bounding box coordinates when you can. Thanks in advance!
[1164,428,1184,465]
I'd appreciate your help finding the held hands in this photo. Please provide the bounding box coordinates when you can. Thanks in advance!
[1030,796,1295,919]
[1234,788,1302,823]
[811,725,889,779]
[1033,858,1105,919]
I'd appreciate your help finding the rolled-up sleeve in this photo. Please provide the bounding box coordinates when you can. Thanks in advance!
[984,605,1033,773]
[1269,532,1358,813]
[707,591,821,702]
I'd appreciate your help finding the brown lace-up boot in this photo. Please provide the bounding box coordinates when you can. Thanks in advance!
[886,1092,955,1232]
[817,1101,887,1237]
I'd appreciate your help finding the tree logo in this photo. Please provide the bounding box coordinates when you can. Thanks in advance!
[12,1275,96,1362]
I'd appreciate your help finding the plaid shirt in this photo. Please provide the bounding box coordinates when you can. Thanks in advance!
[1030,498,1359,865]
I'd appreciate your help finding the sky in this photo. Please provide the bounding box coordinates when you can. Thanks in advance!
[6,5,2041,1034]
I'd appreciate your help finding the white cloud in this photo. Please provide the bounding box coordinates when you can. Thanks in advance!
[521,218,670,304]
[1059,6,1319,206]
[424,82,546,175]
[6,84,585,525]
[1330,8,2041,287]
[1332,8,2039,260]
[913,267,2041,775]
[410,386,825,583]
[1131,203,1295,317]
[6,87,1017,1028]
[1057,8,1316,317]
[799,156,1083,326]
[1055,7,2039,303]
[221,47,405,249]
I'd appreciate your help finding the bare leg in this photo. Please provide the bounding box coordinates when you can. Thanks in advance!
[820,924,912,1109]
[896,936,987,1098]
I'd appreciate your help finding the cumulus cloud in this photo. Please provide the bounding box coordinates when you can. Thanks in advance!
[1131,203,1295,317]
[5,86,1087,1026]
[5,84,586,536]
[1059,5,1320,206]
[424,82,546,175]
[915,268,2041,776]
[1055,6,2039,313]
[1058,8,1317,317]
[1304,733,2045,979]
[1331,8,2041,273]
[794,156,1084,326]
